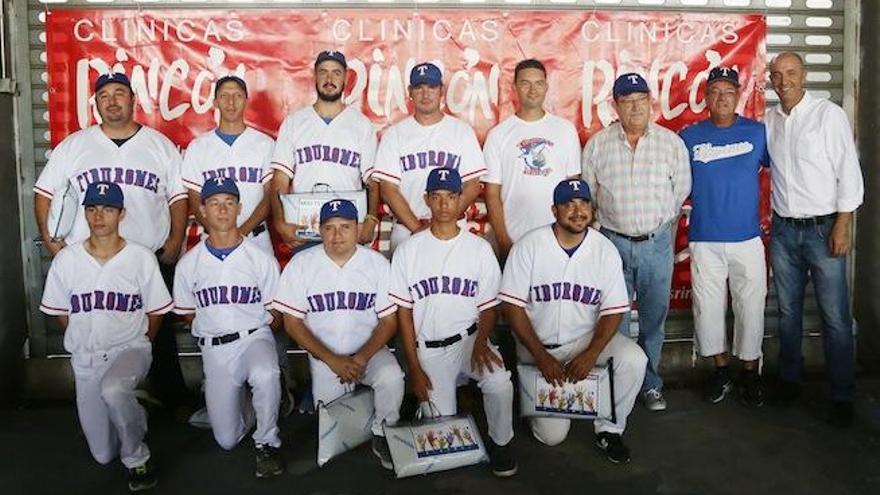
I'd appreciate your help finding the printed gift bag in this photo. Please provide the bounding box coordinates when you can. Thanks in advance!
[280,183,367,241]
[384,404,489,478]
[317,387,375,467]
[517,358,616,422]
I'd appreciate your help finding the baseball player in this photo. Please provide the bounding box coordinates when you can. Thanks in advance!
[274,199,404,470]
[40,181,171,492]
[390,167,517,477]
[373,62,487,252]
[34,72,193,414]
[499,179,647,464]
[172,178,283,479]
[679,67,769,407]
[482,59,581,260]
[269,50,380,249]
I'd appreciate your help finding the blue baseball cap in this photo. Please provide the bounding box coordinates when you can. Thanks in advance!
[94,72,132,93]
[82,181,124,208]
[201,177,240,203]
[707,66,740,87]
[425,168,462,193]
[410,63,442,87]
[315,50,347,69]
[613,73,649,99]
[215,75,248,96]
[320,199,358,224]
[553,179,591,205]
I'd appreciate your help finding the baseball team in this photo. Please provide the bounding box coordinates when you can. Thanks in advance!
[33,49,863,491]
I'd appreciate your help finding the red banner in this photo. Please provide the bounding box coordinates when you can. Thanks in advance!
[45,9,767,308]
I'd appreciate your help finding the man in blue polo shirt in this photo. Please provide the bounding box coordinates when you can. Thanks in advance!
[679,67,769,407]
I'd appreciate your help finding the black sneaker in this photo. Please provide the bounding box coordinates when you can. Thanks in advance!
[371,435,393,470]
[595,432,631,464]
[827,400,854,428]
[737,371,764,408]
[704,367,733,404]
[255,444,284,479]
[489,440,518,477]
[127,459,157,492]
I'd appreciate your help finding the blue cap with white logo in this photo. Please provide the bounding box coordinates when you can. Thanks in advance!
[553,179,591,205]
[425,168,462,193]
[315,50,347,69]
[94,72,132,93]
[320,199,358,224]
[707,66,740,87]
[83,181,124,208]
[200,177,240,203]
[613,73,649,99]
[410,62,443,87]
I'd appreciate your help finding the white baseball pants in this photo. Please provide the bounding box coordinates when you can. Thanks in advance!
[417,333,514,446]
[71,341,152,468]
[516,332,647,444]
[310,347,405,436]
[201,328,281,449]
[690,237,767,361]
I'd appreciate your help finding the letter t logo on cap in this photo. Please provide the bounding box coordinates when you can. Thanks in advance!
[569,180,580,191]
[417,65,428,76]
[330,200,341,211]
[214,177,225,187]
[438,169,450,181]
[627,74,639,84]
[96,183,110,195]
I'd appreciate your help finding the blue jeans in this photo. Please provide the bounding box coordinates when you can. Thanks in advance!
[601,225,674,393]
[770,214,854,401]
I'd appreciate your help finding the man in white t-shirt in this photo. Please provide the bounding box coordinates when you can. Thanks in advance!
[482,59,581,260]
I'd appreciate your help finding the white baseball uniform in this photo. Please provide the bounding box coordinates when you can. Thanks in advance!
[482,113,582,243]
[173,237,281,450]
[40,241,172,468]
[273,244,404,436]
[182,128,275,254]
[389,229,513,446]
[34,125,187,251]
[373,115,487,249]
[499,226,647,441]
[270,106,377,193]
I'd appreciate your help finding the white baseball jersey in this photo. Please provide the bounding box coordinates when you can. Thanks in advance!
[498,226,630,346]
[273,245,396,356]
[373,115,486,221]
[482,113,582,242]
[34,125,186,251]
[270,106,377,192]
[389,229,501,341]
[40,241,173,354]
[182,127,274,228]
[172,237,279,338]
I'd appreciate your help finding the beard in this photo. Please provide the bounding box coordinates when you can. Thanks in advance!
[316,82,344,102]
[555,217,589,235]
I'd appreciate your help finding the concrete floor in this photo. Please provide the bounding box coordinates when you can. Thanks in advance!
[2,378,879,495]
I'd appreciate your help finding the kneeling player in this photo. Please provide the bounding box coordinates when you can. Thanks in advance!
[499,179,648,464]
[274,199,404,469]
[172,178,283,478]
[40,182,170,492]
[390,168,517,477]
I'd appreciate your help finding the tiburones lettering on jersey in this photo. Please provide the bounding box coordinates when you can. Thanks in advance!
[531,282,602,306]
[400,150,461,172]
[410,276,478,300]
[200,166,263,183]
[296,145,362,169]
[75,167,160,193]
[70,291,143,314]
[195,285,262,308]
[307,291,376,312]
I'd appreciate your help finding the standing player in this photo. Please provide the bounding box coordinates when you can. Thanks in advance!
[374,62,487,251]
[390,168,517,477]
[269,50,380,248]
[499,179,647,464]
[274,199,404,470]
[40,181,171,492]
[172,178,284,478]
[679,67,769,407]
[34,72,192,414]
[482,59,581,260]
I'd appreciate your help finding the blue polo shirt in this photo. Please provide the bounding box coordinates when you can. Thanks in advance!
[679,116,769,242]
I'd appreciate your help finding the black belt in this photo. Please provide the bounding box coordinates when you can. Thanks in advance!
[199,328,257,346]
[773,212,837,227]
[543,343,562,350]
[251,223,267,236]
[423,324,478,348]
[604,228,657,243]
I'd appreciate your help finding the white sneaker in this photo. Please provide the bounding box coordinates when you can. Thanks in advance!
[187,407,212,429]
[643,389,667,411]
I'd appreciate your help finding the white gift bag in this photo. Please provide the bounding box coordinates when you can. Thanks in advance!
[47,182,79,241]
[384,403,489,478]
[280,184,367,241]
[517,358,616,422]
[317,387,376,467]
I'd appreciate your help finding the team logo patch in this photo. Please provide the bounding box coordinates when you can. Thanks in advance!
[692,141,754,164]
[518,137,554,176]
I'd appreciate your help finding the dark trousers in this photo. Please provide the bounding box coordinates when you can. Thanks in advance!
[148,254,192,408]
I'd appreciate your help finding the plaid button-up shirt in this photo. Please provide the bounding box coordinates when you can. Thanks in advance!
[582,122,691,236]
